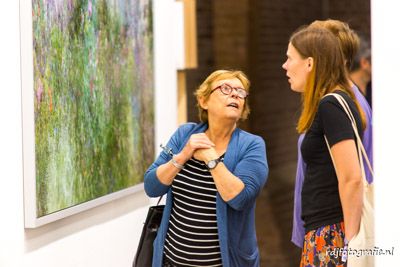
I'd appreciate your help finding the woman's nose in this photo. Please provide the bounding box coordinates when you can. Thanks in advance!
[230,89,240,98]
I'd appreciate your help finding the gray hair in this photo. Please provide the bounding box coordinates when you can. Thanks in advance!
[350,33,371,71]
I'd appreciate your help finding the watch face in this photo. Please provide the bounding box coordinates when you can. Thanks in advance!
[207,159,218,169]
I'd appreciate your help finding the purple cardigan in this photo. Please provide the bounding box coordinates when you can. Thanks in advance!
[291,85,373,247]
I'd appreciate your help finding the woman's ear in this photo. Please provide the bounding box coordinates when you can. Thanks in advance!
[306,57,314,72]
[198,96,208,110]
[360,57,371,69]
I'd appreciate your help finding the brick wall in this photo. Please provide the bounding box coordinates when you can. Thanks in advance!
[325,0,371,37]
[186,0,214,123]
[186,0,251,130]
[248,0,323,169]
[213,0,249,71]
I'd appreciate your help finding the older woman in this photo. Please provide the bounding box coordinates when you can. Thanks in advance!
[282,27,365,266]
[144,70,269,267]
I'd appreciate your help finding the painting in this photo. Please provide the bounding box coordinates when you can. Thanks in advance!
[21,0,154,227]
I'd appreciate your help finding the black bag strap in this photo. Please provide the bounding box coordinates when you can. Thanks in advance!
[156,195,164,206]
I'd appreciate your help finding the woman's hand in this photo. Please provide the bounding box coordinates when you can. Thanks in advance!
[177,133,215,162]
[155,133,215,186]
[193,147,219,163]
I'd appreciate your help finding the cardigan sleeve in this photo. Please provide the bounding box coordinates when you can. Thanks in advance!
[227,135,269,210]
[143,123,196,197]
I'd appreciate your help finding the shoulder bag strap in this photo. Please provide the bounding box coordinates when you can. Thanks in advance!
[323,93,374,186]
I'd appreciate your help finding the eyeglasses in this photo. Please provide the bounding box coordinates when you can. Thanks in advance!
[211,83,248,99]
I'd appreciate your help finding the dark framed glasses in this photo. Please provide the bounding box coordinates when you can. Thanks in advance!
[211,83,249,99]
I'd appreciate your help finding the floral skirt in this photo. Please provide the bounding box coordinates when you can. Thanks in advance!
[300,222,347,267]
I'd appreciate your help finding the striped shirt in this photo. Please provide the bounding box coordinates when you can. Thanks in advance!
[163,157,223,267]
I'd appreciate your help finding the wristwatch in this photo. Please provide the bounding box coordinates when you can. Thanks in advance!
[206,158,222,170]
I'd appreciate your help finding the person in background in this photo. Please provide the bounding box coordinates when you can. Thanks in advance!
[144,70,269,267]
[350,33,372,108]
[290,19,373,249]
[283,26,366,266]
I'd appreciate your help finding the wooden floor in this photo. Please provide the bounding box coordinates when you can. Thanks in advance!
[255,162,302,267]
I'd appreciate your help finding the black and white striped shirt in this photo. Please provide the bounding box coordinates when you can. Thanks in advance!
[163,157,223,267]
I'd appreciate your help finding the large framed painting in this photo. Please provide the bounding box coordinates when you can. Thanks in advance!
[20,0,154,228]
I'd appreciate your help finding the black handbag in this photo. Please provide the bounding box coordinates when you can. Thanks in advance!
[133,196,165,267]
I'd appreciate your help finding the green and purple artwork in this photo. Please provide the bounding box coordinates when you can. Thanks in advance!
[32,0,154,217]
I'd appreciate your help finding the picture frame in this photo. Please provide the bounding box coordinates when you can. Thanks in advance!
[20,0,155,228]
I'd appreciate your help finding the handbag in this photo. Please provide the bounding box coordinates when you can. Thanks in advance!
[324,93,374,267]
[133,196,165,267]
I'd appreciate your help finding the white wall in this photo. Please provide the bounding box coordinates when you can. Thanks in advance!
[372,0,400,265]
[0,0,180,266]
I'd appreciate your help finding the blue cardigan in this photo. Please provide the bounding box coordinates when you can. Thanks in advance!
[144,123,269,267]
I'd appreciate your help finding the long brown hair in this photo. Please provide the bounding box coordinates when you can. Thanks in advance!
[290,27,363,133]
